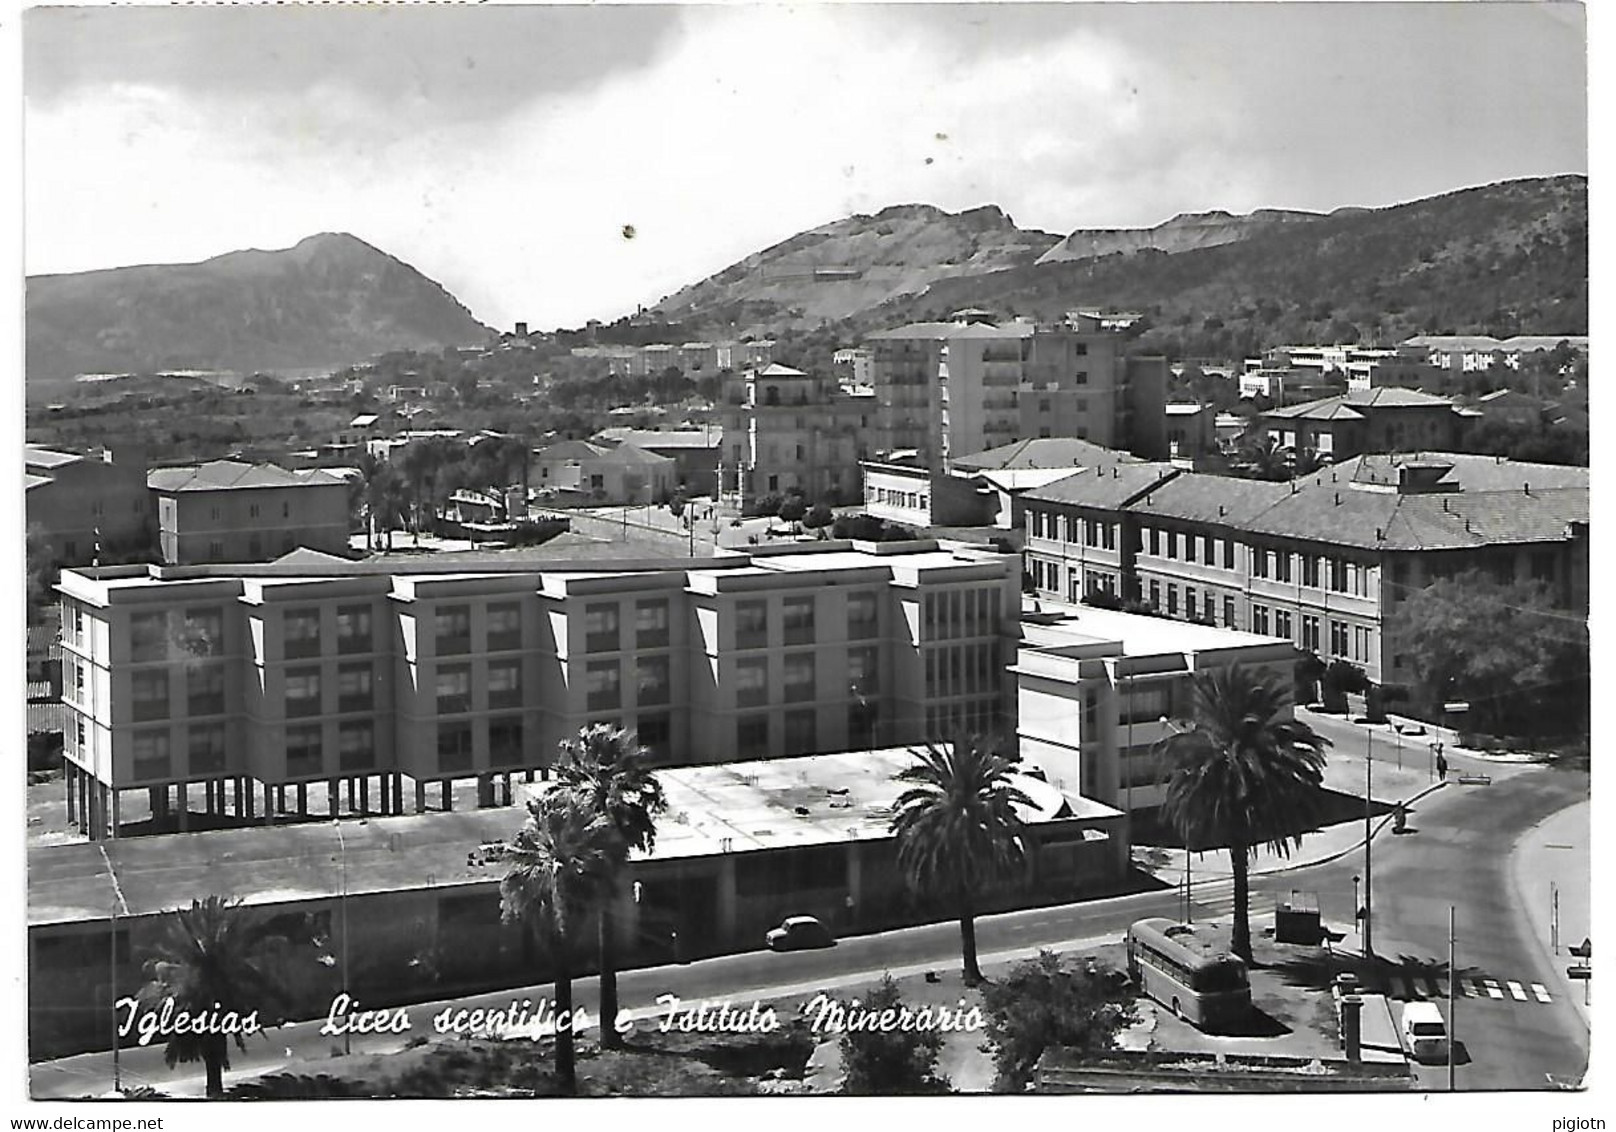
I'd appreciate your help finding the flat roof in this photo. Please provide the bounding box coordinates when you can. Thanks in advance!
[1020,601,1293,658]
[28,746,1118,928]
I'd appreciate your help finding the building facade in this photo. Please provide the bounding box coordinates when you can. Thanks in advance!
[717,364,873,505]
[866,314,1169,474]
[1257,388,1473,461]
[147,461,351,565]
[1019,454,1589,690]
[56,541,1021,842]
[530,439,677,504]
[25,445,154,567]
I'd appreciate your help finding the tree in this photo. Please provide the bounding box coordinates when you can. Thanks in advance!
[838,975,948,1095]
[1233,435,1292,482]
[26,522,54,623]
[889,738,1033,985]
[667,492,686,521]
[1399,569,1588,736]
[777,495,807,532]
[551,724,667,1051]
[1157,665,1331,961]
[499,790,617,1093]
[802,503,835,538]
[978,951,1138,1091]
[133,896,290,1098]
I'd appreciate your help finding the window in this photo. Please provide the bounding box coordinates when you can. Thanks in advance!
[132,731,171,781]
[848,646,880,696]
[783,597,815,645]
[488,660,522,709]
[585,661,621,711]
[285,668,322,718]
[286,724,323,778]
[1223,540,1236,570]
[1203,537,1215,567]
[1301,615,1320,653]
[1329,558,1349,593]
[1275,609,1293,640]
[489,717,524,768]
[332,665,373,715]
[1301,556,1320,588]
[249,502,260,519]
[437,665,472,714]
[182,608,224,656]
[488,602,522,651]
[636,713,671,761]
[285,609,321,659]
[1274,552,1292,583]
[333,607,376,657]
[71,660,85,703]
[1186,534,1198,562]
[131,612,167,662]
[784,708,818,756]
[636,599,670,648]
[1166,585,1178,616]
[736,657,769,707]
[437,722,473,775]
[1166,532,1178,560]
[436,605,471,655]
[1253,550,1270,579]
[1148,527,1159,556]
[736,713,769,754]
[209,540,225,561]
[188,724,226,776]
[637,655,670,706]
[1104,523,1117,551]
[339,721,375,771]
[1148,580,1160,610]
[1330,619,1350,658]
[783,653,816,703]
[1223,597,1237,629]
[187,665,225,716]
[1251,604,1270,635]
[848,592,878,639]
[735,600,768,649]
[132,670,169,722]
[1186,591,1197,622]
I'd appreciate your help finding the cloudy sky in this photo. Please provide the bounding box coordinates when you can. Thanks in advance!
[23,2,1588,330]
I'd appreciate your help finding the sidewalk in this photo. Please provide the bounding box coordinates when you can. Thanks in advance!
[1509,797,1590,1032]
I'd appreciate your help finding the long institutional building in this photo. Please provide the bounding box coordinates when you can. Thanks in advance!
[1020,450,1589,689]
[56,541,1020,841]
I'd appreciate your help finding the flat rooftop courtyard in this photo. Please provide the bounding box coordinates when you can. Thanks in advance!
[29,746,1121,928]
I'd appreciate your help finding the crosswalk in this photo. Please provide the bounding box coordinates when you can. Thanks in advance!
[1382,972,1555,1006]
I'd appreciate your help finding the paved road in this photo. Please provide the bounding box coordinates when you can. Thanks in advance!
[33,766,1586,1098]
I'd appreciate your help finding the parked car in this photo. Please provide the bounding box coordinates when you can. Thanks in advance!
[765,915,835,952]
[1400,1001,1449,1062]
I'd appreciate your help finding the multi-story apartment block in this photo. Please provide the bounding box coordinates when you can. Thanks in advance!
[1257,388,1474,461]
[832,347,874,388]
[1020,453,1589,689]
[717,364,873,505]
[1403,335,1590,374]
[866,314,1168,473]
[146,460,351,565]
[25,445,154,567]
[56,540,1020,840]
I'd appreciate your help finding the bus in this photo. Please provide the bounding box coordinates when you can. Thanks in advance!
[1126,918,1251,1029]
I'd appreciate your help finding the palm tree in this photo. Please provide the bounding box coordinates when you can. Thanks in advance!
[1235,435,1292,482]
[889,737,1034,985]
[1157,665,1332,962]
[134,896,289,1098]
[499,790,617,1093]
[551,724,667,1050]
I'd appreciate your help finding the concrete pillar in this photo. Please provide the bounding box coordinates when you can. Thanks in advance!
[81,771,91,835]
[178,783,191,832]
[66,770,76,823]
[90,784,105,841]
[243,780,254,820]
[296,782,308,815]
[110,788,121,840]
[442,781,453,811]
[1341,995,1363,1062]
[415,779,427,814]
[524,769,535,784]
[346,778,356,809]
[392,774,404,816]
[359,777,370,814]
[502,773,513,806]
[476,775,492,808]
[263,784,274,824]
[328,778,340,818]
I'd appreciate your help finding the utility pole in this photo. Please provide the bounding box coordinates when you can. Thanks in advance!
[1363,728,1374,957]
[1448,905,1457,1092]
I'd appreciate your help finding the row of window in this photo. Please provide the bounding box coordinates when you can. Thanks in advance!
[867,485,930,512]
[732,648,878,708]
[922,698,1001,743]
[924,644,999,701]
[735,593,879,649]
[921,587,1003,641]
[1028,512,1119,550]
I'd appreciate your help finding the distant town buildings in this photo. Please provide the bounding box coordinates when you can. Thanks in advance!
[1403,334,1589,374]
[146,460,351,565]
[1256,388,1475,462]
[530,439,676,504]
[569,339,777,377]
[25,445,153,566]
[593,427,723,496]
[866,312,1169,473]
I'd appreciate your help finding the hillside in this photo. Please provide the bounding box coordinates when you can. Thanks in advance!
[862,175,1587,353]
[1035,208,1326,265]
[650,204,1061,332]
[26,233,492,391]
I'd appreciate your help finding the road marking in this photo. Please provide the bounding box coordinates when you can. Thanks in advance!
[1483,978,1505,999]
[1532,983,1553,1003]
[1507,980,1528,1001]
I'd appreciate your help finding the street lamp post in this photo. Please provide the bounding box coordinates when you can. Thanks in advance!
[333,821,351,1056]
[1363,728,1374,957]
[1353,874,1361,932]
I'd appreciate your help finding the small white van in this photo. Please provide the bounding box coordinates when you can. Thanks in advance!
[1400,1001,1449,1062]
